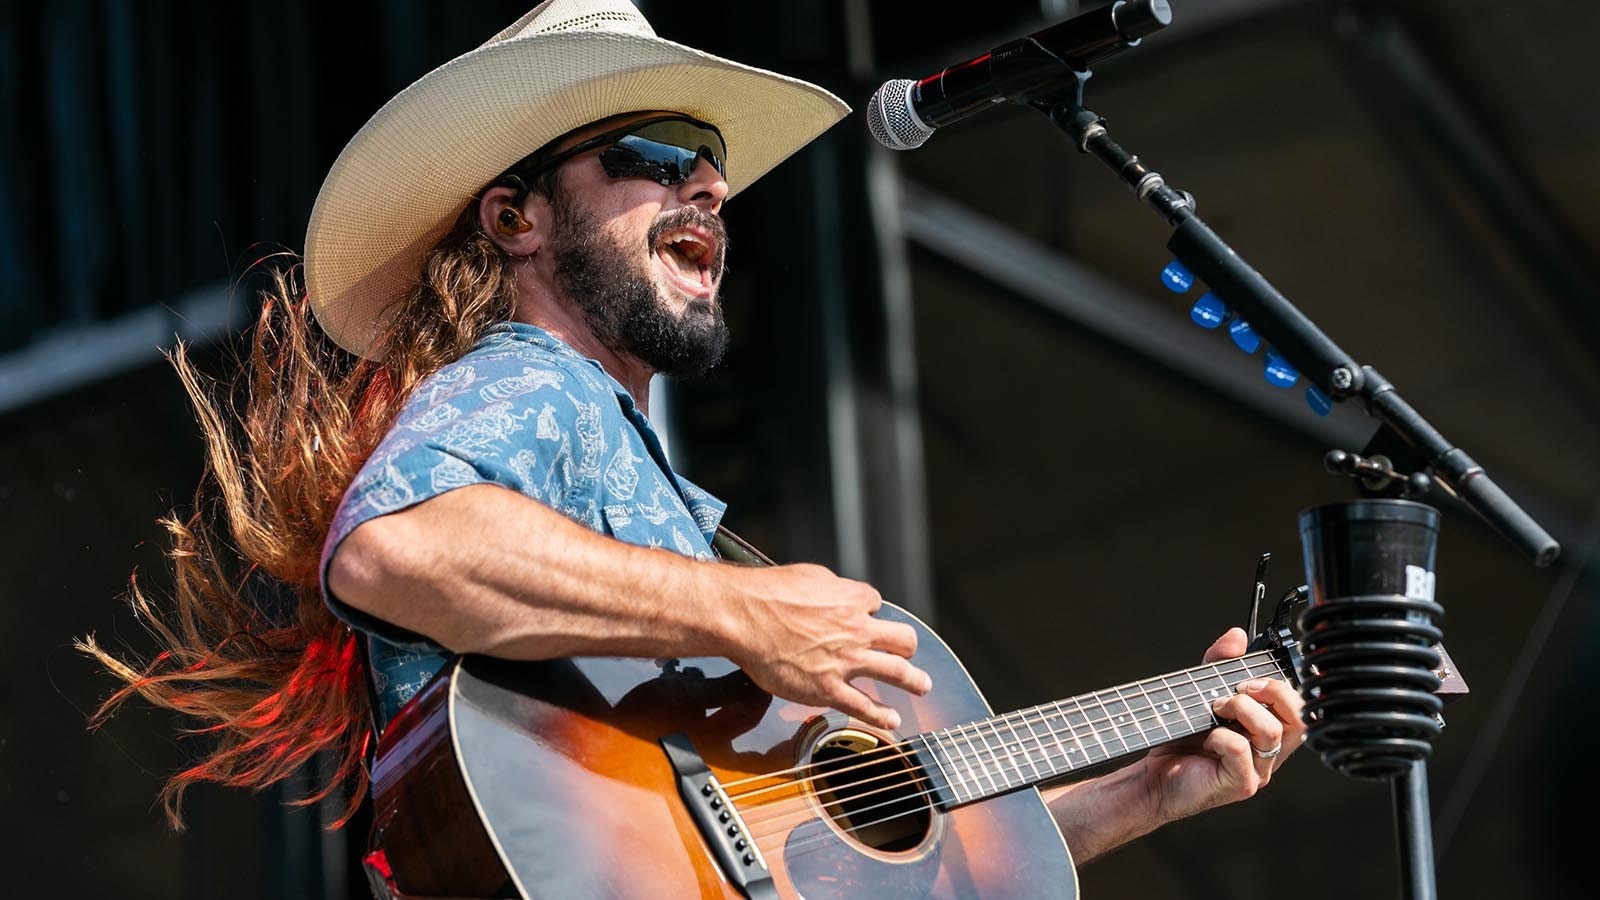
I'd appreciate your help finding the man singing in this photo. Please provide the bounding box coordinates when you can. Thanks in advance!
[85,0,1304,893]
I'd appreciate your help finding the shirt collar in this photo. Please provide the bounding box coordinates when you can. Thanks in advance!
[480,322,727,540]
[481,322,639,407]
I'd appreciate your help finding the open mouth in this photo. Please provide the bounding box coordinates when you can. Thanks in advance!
[654,227,717,295]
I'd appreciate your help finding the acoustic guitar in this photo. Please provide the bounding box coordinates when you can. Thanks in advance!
[364,598,1313,900]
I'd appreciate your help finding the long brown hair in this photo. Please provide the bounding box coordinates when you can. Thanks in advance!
[77,201,518,829]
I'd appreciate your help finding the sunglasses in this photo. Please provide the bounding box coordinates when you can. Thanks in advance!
[498,115,727,196]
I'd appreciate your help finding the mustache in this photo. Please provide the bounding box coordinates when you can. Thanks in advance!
[648,207,729,278]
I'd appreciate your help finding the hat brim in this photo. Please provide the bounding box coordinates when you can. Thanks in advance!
[306,30,849,359]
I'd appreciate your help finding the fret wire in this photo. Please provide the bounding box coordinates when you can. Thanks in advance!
[1153,674,1184,738]
[1071,694,1111,763]
[1043,701,1077,775]
[1194,662,1232,714]
[975,718,1012,787]
[977,717,1022,789]
[988,710,1025,782]
[1091,687,1129,756]
[921,734,964,805]
[1164,669,1190,733]
[1203,666,1233,727]
[932,727,972,803]
[959,719,1006,794]
[1132,675,1174,744]
[1181,668,1214,732]
[1051,698,1091,771]
[1111,683,1153,752]
[1011,707,1049,778]
[1024,704,1062,775]
[998,704,1049,781]
[946,725,985,800]
[982,708,1031,785]
[1120,685,1145,749]
[1189,666,1212,732]
[1025,706,1057,775]
[1181,672,1210,734]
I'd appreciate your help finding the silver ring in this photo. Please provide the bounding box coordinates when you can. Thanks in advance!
[1253,742,1282,759]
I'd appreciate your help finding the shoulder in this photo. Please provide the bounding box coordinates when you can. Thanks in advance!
[391,336,605,432]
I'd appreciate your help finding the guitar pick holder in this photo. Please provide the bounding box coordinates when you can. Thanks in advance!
[1008,68,1561,900]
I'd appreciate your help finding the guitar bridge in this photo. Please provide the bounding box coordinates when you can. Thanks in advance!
[660,733,778,900]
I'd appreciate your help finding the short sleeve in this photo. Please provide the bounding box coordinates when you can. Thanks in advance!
[318,347,591,645]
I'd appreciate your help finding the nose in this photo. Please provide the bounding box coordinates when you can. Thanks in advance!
[677,151,728,213]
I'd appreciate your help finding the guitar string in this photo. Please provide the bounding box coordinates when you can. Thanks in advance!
[757,671,1296,864]
[729,653,1285,821]
[722,652,1285,806]
[720,651,1283,797]
[738,660,1274,840]
[737,656,1288,845]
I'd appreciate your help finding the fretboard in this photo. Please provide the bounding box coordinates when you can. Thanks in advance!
[911,649,1290,808]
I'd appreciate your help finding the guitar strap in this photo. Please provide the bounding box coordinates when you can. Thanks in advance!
[713,524,779,568]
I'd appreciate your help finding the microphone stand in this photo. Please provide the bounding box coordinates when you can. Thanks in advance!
[1019,71,1560,900]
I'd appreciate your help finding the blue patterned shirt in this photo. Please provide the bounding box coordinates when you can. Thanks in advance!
[319,322,726,723]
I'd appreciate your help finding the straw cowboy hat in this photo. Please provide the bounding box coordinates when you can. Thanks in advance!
[305,0,849,359]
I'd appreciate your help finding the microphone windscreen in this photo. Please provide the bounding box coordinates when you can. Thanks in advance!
[867,79,933,150]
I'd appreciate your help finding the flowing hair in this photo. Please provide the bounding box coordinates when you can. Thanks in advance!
[76,196,525,830]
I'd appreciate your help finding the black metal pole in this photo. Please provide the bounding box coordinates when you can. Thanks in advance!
[1394,761,1437,900]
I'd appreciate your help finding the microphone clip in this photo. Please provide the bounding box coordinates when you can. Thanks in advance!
[1322,448,1433,500]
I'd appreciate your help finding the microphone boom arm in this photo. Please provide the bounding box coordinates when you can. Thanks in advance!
[1033,86,1559,568]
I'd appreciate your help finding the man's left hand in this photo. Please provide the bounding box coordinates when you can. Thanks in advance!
[1137,626,1307,824]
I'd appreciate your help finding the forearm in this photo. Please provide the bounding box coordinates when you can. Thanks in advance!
[327,484,740,660]
[1040,762,1163,865]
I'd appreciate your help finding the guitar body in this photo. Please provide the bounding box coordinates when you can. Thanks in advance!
[370,602,1077,899]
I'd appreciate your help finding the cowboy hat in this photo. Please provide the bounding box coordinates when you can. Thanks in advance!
[305,0,849,359]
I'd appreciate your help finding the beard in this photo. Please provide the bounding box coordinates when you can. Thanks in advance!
[546,188,730,378]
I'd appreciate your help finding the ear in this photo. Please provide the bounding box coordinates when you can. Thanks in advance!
[478,184,548,257]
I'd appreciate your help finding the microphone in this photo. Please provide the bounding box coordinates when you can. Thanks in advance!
[867,0,1172,151]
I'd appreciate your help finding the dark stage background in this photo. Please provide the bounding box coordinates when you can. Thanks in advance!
[2,1,1596,898]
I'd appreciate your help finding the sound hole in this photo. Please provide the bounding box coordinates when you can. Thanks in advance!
[810,730,932,853]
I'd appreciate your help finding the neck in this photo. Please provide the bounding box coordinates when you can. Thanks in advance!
[910,649,1290,809]
[510,305,655,418]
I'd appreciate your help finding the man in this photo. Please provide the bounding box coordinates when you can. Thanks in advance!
[87,0,1304,889]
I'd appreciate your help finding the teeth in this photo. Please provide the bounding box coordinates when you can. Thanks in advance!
[661,231,709,264]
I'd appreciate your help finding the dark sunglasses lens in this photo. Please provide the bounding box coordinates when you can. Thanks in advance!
[633,120,726,169]
[597,121,726,183]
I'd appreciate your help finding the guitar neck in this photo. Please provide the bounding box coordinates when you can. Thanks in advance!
[912,649,1290,807]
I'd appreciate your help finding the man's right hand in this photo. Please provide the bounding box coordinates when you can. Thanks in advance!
[717,563,932,732]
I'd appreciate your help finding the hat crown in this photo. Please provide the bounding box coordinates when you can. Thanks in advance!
[486,0,656,46]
